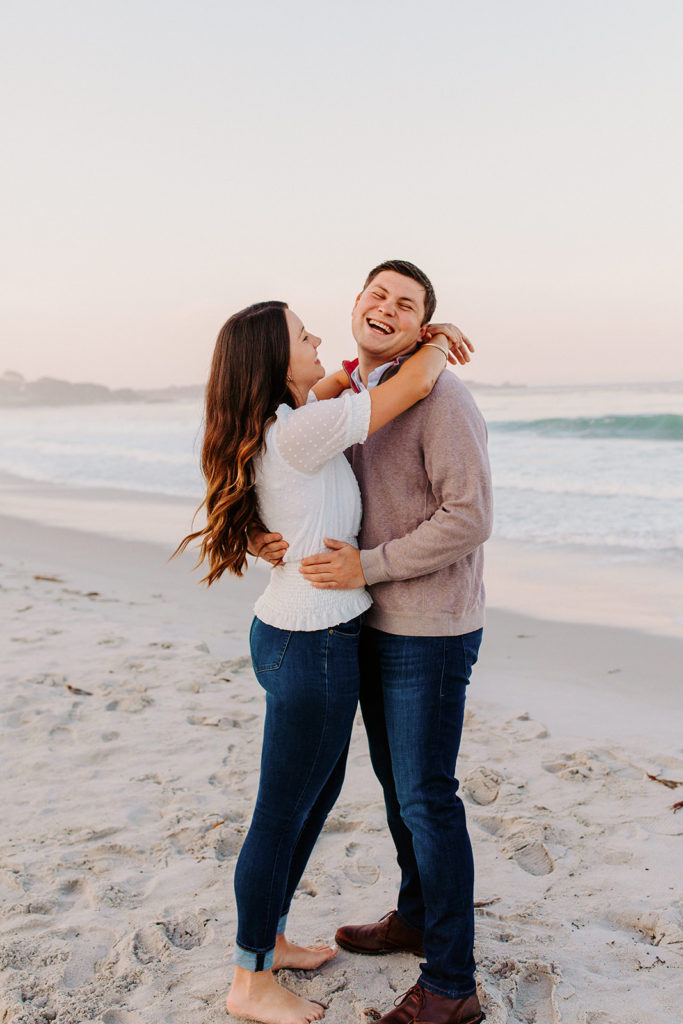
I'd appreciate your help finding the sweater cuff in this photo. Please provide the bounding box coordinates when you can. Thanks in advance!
[359,547,389,586]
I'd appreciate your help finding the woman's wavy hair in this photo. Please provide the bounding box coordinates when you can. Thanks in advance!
[174,301,294,584]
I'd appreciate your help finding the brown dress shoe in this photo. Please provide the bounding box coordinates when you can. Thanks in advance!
[335,910,425,956]
[375,983,484,1024]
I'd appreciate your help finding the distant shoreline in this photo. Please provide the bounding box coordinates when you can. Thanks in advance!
[3,372,682,408]
[0,373,205,408]
[0,372,521,409]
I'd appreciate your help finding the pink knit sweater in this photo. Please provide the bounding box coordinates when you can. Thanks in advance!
[346,368,493,637]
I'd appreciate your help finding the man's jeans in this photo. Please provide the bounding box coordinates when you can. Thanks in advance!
[359,626,483,999]
[233,615,362,970]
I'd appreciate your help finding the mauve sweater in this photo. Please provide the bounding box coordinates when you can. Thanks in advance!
[345,363,493,637]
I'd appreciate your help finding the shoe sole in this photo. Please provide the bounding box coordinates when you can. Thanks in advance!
[335,935,424,956]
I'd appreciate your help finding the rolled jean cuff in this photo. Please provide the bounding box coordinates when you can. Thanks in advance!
[232,944,275,972]
[418,975,477,1001]
[277,912,288,934]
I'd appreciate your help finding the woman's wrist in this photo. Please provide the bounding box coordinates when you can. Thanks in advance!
[420,339,449,360]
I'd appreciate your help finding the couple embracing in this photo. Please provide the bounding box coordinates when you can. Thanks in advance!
[178,260,493,1024]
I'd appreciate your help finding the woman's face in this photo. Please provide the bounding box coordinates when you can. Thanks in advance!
[286,309,325,400]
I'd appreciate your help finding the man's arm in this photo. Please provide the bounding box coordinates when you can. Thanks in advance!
[300,383,492,589]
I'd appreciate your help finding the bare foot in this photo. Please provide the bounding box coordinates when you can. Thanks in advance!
[273,934,337,971]
[226,967,324,1024]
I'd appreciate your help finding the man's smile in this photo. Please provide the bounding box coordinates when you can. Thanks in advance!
[367,318,395,335]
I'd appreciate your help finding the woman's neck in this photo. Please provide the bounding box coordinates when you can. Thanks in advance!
[292,385,310,408]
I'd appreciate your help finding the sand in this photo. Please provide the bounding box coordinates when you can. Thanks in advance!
[1,488,681,1024]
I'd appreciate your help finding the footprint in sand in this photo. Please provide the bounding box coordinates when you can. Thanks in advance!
[219,655,253,674]
[186,711,257,729]
[105,687,153,713]
[542,748,642,782]
[343,842,380,886]
[98,635,125,646]
[161,913,208,950]
[214,830,245,861]
[48,725,74,742]
[28,673,68,687]
[131,924,172,965]
[606,907,683,948]
[323,815,364,833]
[511,962,562,1024]
[462,766,502,805]
[477,815,555,876]
[57,876,98,910]
[487,959,562,1024]
[102,1011,145,1024]
[504,712,549,741]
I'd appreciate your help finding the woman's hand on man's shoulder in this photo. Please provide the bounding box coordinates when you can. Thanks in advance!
[422,323,474,365]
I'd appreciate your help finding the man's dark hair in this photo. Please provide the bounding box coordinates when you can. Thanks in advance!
[362,259,436,325]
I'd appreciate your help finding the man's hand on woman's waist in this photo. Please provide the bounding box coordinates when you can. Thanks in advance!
[299,539,366,589]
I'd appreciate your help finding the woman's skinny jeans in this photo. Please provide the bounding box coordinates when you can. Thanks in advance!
[233,615,362,970]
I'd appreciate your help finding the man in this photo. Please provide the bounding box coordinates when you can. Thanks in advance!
[261,261,492,1024]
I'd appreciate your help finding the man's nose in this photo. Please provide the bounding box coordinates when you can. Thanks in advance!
[378,301,396,317]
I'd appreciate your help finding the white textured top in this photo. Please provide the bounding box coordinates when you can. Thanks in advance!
[253,388,373,630]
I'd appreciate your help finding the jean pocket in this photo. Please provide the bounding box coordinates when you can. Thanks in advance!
[330,614,363,639]
[250,618,293,672]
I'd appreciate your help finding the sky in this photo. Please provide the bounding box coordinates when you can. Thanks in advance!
[1,0,681,388]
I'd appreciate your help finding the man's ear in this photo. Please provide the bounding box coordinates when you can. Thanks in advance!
[418,324,429,341]
[352,292,362,310]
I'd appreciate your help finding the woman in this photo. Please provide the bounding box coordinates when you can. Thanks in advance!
[177,301,453,1024]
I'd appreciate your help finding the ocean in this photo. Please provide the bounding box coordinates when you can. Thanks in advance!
[1,382,681,556]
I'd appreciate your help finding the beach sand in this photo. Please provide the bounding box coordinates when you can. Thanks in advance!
[1,482,681,1024]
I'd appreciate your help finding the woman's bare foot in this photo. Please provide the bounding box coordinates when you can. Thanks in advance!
[273,934,337,971]
[226,966,324,1024]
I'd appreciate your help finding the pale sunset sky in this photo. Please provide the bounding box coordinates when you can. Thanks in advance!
[2,0,681,388]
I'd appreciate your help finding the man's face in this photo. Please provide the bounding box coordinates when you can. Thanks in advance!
[351,270,427,367]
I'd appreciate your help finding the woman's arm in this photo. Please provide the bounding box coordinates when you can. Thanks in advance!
[312,368,351,401]
[367,334,449,436]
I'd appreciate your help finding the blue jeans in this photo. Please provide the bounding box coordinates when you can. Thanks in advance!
[359,626,483,999]
[233,615,362,970]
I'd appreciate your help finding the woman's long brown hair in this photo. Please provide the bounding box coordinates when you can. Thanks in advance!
[173,301,294,584]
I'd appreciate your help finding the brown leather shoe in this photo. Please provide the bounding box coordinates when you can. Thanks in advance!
[375,983,484,1024]
[335,910,424,956]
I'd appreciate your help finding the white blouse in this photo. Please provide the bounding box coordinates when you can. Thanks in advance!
[253,388,373,631]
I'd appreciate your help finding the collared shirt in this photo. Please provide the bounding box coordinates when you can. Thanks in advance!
[350,359,398,392]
